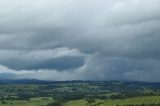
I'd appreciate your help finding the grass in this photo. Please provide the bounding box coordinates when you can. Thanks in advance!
[65,96,160,106]
[65,99,88,106]
[0,97,54,106]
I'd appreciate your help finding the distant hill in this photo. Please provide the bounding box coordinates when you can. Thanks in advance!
[0,79,53,84]
[0,79,160,89]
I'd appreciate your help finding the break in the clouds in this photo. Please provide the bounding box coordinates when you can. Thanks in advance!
[0,0,160,82]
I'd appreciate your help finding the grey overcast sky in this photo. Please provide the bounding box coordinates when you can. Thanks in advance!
[0,0,160,82]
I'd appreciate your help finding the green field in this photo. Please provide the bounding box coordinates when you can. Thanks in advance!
[0,96,160,106]
[0,97,53,106]
[0,81,160,106]
[65,96,160,106]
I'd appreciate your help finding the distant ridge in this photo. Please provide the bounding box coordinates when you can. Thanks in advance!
[0,79,160,89]
[0,79,53,84]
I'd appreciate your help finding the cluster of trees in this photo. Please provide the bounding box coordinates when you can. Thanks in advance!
[0,99,13,105]
[53,92,86,101]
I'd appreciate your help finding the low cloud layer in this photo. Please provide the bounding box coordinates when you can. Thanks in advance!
[0,0,160,82]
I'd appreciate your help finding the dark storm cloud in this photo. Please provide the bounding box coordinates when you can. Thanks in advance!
[0,56,85,70]
[0,0,160,81]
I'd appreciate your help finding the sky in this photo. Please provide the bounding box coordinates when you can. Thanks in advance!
[0,0,160,82]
